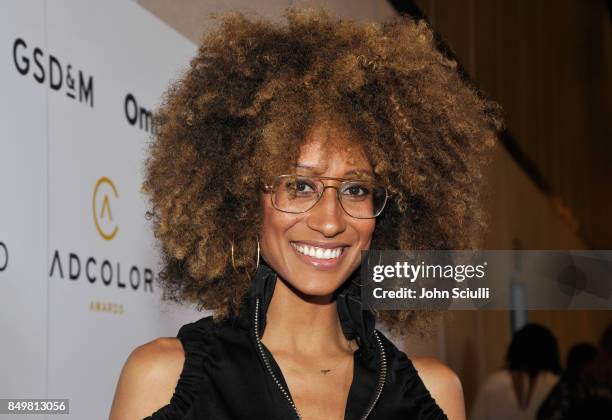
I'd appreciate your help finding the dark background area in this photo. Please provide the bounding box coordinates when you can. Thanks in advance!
[391,0,612,250]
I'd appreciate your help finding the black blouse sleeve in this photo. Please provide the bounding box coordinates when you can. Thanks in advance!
[378,332,448,420]
[145,320,211,420]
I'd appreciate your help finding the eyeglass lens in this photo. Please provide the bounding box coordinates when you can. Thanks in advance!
[272,175,386,218]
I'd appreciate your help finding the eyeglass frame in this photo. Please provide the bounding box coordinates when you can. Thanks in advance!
[261,174,389,219]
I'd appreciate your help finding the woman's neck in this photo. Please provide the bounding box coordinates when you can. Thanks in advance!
[260,275,355,356]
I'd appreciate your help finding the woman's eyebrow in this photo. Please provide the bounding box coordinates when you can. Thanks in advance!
[295,164,374,179]
[344,169,375,179]
[294,163,326,174]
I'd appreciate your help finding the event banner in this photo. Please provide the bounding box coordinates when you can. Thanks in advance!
[361,250,612,310]
[1,1,201,418]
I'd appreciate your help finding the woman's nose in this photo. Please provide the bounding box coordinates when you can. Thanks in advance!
[306,186,347,237]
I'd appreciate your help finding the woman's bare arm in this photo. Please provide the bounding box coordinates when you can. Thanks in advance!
[412,357,466,420]
[109,338,184,420]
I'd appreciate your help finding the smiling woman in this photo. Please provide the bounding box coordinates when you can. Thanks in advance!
[109,7,501,420]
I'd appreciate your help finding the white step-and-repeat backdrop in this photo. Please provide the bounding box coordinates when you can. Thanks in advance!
[0,1,201,418]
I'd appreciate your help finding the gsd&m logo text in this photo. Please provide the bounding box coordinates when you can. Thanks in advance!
[13,37,94,107]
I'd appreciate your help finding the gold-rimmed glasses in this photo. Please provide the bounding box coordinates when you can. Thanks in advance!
[262,174,388,219]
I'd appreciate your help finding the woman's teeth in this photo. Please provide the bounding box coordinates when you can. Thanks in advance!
[291,243,344,259]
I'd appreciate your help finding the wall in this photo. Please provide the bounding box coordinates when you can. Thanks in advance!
[413,0,612,250]
[0,2,200,418]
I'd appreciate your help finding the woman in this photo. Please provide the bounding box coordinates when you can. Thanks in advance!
[471,324,562,420]
[536,342,598,420]
[110,8,500,420]
[538,323,612,420]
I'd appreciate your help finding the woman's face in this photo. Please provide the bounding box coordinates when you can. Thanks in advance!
[260,123,376,299]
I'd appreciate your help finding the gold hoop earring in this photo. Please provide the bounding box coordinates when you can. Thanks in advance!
[255,234,260,271]
[351,250,367,287]
[230,236,260,273]
[351,249,381,287]
[255,234,259,271]
[230,240,238,273]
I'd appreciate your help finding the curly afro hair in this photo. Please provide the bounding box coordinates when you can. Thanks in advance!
[142,8,502,334]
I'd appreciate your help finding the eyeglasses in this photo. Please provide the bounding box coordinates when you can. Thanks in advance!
[262,174,388,219]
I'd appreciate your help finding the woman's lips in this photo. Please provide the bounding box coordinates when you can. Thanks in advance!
[290,242,347,270]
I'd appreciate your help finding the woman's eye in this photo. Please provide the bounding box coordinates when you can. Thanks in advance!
[295,180,314,192]
[342,183,370,197]
[285,178,316,195]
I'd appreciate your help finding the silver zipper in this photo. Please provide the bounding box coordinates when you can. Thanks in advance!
[253,297,387,420]
[254,298,302,419]
[360,330,387,420]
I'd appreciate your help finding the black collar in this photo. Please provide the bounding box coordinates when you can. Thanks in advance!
[234,261,377,352]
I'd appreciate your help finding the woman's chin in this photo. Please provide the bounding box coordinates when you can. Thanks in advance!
[285,278,344,301]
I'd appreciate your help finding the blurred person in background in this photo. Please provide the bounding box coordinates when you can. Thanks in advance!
[564,343,598,377]
[538,323,612,420]
[470,323,562,420]
[536,342,597,420]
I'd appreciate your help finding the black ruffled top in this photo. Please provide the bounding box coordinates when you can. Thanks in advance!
[146,261,447,419]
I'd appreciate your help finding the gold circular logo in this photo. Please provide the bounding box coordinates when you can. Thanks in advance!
[93,177,119,241]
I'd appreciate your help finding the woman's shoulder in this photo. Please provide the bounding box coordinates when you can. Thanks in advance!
[411,356,462,392]
[109,337,185,420]
[124,337,186,393]
[411,357,465,420]
[110,316,221,419]
[374,332,464,419]
[131,337,185,369]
